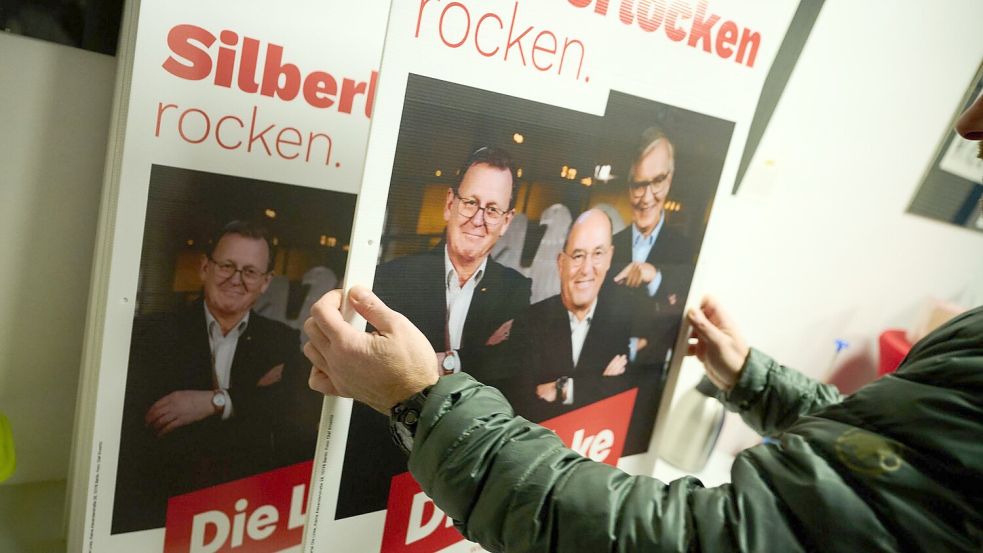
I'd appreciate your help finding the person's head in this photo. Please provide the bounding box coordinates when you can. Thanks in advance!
[557,209,614,316]
[444,147,517,266]
[628,127,675,235]
[199,220,274,321]
[955,92,983,160]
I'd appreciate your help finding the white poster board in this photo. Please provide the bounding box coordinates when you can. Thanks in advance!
[67,1,388,552]
[303,1,798,552]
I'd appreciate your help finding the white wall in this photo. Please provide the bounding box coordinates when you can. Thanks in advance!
[0,33,116,488]
[667,0,983,461]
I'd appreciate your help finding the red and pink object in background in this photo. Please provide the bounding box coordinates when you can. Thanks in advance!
[878,329,912,377]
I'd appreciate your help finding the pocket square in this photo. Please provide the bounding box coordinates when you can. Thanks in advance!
[256,363,284,387]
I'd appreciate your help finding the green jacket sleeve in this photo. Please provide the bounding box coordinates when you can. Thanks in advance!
[408,374,812,553]
[710,348,844,437]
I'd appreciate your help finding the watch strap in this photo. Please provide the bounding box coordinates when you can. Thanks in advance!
[389,386,433,455]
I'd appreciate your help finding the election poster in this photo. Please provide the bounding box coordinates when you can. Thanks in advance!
[303,1,799,552]
[66,1,388,552]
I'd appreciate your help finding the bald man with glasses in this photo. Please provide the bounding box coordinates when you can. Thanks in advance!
[501,209,637,423]
[113,220,313,533]
[335,146,532,519]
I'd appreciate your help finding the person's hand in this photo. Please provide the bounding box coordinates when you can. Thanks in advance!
[485,319,514,346]
[613,261,657,288]
[304,286,439,414]
[536,382,558,402]
[602,354,628,376]
[145,390,215,437]
[686,296,749,391]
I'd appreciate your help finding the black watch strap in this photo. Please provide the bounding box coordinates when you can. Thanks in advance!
[389,386,433,456]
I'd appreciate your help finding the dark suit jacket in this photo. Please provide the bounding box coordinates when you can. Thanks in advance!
[608,223,691,454]
[112,299,313,533]
[505,288,673,456]
[335,246,531,519]
[609,222,694,316]
[502,291,634,423]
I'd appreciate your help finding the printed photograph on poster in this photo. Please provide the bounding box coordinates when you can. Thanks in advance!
[112,164,355,534]
[337,74,734,520]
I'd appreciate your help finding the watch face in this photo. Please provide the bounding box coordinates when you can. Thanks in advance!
[212,392,226,408]
[442,354,455,370]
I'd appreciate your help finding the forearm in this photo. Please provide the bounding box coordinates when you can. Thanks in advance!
[713,348,844,436]
[410,374,711,552]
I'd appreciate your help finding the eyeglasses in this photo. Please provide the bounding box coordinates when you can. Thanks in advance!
[208,257,269,285]
[561,246,611,268]
[628,171,672,196]
[453,190,510,225]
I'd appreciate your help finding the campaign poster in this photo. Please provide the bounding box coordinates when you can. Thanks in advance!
[66,1,388,552]
[302,1,798,552]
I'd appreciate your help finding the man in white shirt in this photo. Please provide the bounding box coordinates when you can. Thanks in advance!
[609,127,694,313]
[114,221,311,533]
[503,209,635,422]
[336,147,532,519]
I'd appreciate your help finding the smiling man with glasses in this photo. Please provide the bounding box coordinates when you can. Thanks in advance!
[609,126,694,315]
[498,208,637,422]
[335,146,532,518]
[113,220,311,533]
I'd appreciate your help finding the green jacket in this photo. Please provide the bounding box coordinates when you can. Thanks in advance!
[409,306,983,552]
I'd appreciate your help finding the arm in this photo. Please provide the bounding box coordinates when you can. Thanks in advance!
[687,297,843,437]
[410,374,811,553]
[709,348,843,436]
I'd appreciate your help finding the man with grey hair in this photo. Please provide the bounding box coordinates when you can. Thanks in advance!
[609,127,693,314]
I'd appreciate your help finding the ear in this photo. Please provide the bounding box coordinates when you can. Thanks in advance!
[198,254,210,281]
[497,210,513,237]
[258,274,273,295]
[443,188,455,223]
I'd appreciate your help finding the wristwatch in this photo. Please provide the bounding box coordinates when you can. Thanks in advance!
[211,389,227,414]
[441,350,461,375]
[389,386,433,456]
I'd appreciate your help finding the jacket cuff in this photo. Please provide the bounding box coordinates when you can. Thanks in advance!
[719,347,772,412]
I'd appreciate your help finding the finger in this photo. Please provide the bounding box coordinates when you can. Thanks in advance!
[310,289,357,343]
[148,409,173,432]
[687,307,727,344]
[308,366,341,396]
[157,416,185,437]
[347,285,404,335]
[304,318,332,353]
[613,264,631,283]
[145,398,169,426]
[699,295,731,329]
[303,341,329,369]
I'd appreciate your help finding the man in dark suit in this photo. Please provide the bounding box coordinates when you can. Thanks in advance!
[336,147,531,518]
[504,209,635,423]
[610,127,694,314]
[112,221,314,533]
[607,127,695,453]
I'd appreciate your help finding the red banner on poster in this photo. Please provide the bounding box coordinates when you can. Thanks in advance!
[379,388,636,552]
[163,461,313,553]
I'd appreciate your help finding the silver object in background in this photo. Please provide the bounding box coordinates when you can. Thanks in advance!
[659,379,725,473]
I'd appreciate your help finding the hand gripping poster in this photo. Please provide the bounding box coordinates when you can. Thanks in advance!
[302,1,799,552]
[66,1,388,552]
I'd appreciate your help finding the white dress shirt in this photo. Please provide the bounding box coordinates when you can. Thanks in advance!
[631,215,665,298]
[563,299,598,405]
[204,304,249,419]
[444,247,488,355]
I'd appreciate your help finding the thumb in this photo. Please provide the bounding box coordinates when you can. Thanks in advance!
[687,307,728,344]
[613,264,631,282]
[348,285,401,334]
